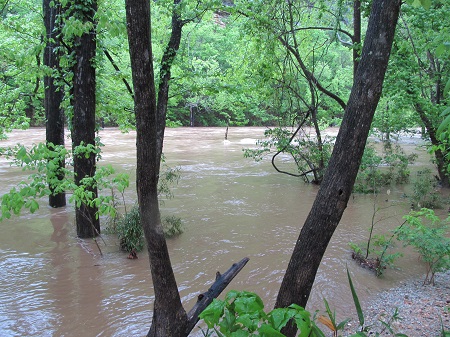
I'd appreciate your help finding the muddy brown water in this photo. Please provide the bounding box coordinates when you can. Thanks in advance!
[0,127,441,336]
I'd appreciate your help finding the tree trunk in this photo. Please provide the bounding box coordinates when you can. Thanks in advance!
[44,0,66,208]
[353,0,361,79]
[125,1,188,335]
[414,102,450,187]
[275,1,402,336]
[70,0,99,238]
[156,0,183,160]
[126,1,250,335]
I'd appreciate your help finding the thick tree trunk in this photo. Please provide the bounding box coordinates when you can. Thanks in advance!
[44,0,66,208]
[125,1,187,336]
[71,0,99,238]
[126,1,250,335]
[275,1,402,336]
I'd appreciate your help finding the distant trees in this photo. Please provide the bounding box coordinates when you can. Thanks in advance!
[237,0,359,183]
[0,0,44,134]
[386,2,450,186]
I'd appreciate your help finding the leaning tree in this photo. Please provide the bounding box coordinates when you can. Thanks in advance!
[274,0,403,335]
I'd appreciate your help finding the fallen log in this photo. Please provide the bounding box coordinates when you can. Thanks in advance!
[185,257,250,334]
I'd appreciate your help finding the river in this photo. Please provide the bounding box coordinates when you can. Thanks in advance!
[0,127,438,336]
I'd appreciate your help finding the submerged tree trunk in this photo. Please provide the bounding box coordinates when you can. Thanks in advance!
[275,1,402,336]
[44,0,66,208]
[125,1,249,335]
[125,1,187,335]
[70,0,99,238]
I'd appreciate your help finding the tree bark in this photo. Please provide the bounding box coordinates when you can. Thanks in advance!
[414,101,450,187]
[70,0,99,238]
[275,1,402,336]
[125,1,188,335]
[125,1,250,335]
[44,0,66,208]
[156,0,183,160]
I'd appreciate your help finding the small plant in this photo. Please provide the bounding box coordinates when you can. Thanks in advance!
[243,127,334,184]
[317,298,350,336]
[396,208,450,285]
[349,195,402,276]
[162,215,183,238]
[198,270,408,337]
[350,235,402,277]
[354,141,416,194]
[116,205,144,253]
[199,290,324,337]
[410,169,442,209]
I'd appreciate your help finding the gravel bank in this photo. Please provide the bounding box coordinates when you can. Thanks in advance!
[344,271,450,336]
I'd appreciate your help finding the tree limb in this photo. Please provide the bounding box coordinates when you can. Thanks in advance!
[185,257,250,334]
[103,48,134,99]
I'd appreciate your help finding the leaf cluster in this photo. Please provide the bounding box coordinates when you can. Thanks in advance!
[199,290,323,337]
[397,208,450,285]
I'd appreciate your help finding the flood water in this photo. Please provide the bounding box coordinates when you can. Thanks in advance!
[0,127,442,336]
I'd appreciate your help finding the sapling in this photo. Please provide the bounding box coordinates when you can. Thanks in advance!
[396,208,450,285]
[349,192,402,276]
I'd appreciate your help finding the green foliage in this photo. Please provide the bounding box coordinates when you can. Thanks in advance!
[0,143,66,219]
[243,127,334,184]
[199,271,409,337]
[199,290,323,337]
[410,169,442,209]
[0,142,129,221]
[162,215,183,238]
[397,208,450,285]
[114,208,184,252]
[0,0,45,135]
[158,157,181,201]
[105,158,182,250]
[349,238,402,277]
[116,205,144,252]
[354,142,416,193]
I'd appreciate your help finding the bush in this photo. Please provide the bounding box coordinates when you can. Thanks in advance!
[410,169,441,209]
[354,141,416,193]
[116,205,145,253]
[199,270,407,337]
[162,215,183,238]
[396,208,450,285]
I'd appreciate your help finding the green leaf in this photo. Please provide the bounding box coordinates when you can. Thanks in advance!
[347,269,364,327]
[310,324,327,337]
[421,0,431,9]
[258,324,286,337]
[444,78,450,97]
[29,200,39,213]
[199,299,226,327]
[233,292,264,315]
[269,308,296,331]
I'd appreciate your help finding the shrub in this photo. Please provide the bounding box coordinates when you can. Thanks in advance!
[199,290,323,337]
[116,205,144,253]
[162,215,183,238]
[410,169,441,209]
[396,208,450,285]
[354,141,416,193]
[199,270,407,337]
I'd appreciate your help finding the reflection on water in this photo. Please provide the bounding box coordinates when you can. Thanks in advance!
[0,127,438,336]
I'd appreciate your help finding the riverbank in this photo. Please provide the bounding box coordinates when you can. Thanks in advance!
[344,270,450,336]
